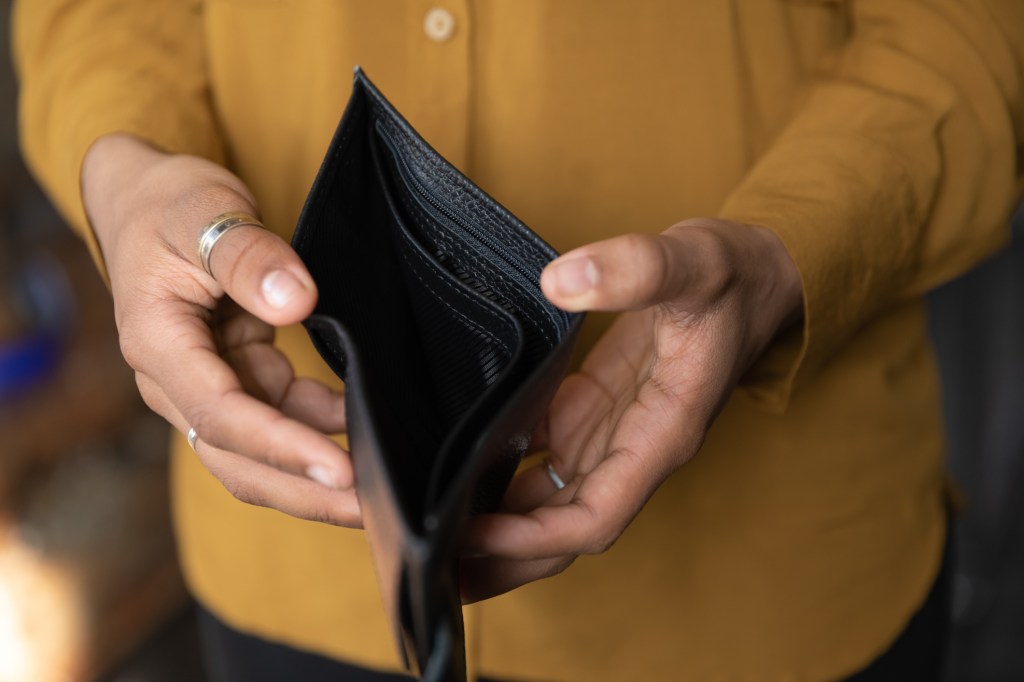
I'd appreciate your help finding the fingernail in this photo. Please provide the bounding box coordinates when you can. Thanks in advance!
[552,256,599,297]
[262,269,303,309]
[306,464,338,489]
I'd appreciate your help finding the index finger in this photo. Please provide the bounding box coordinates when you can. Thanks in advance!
[137,299,352,487]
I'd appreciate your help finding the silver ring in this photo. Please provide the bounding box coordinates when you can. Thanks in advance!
[545,460,566,490]
[187,427,199,452]
[197,212,264,278]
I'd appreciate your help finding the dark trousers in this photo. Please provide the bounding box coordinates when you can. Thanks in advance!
[198,530,952,682]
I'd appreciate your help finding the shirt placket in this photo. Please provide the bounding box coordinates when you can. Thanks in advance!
[404,2,481,679]
[406,1,472,171]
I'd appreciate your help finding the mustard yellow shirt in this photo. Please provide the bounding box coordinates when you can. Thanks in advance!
[15,1,1024,680]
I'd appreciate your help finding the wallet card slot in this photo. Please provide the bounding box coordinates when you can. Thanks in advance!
[387,174,558,357]
[369,128,523,432]
[370,109,573,335]
[394,222,519,429]
[294,99,455,524]
[374,122,563,364]
[415,225,560,378]
[374,123,561,333]
[375,122,540,294]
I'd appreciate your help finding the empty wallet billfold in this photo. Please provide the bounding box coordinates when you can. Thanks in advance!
[291,68,584,681]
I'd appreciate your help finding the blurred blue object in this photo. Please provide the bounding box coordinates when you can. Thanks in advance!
[0,252,74,401]
[0,331,62,399]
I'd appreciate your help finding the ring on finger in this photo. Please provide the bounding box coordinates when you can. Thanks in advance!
[545,458,566,490]
[198,211,265,278]
[187,427,199,452]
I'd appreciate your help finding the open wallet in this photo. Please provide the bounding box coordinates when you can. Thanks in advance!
[291,68,584,681]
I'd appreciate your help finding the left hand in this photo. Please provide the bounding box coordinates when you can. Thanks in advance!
[460,218,803,603]
[81,134,359,527]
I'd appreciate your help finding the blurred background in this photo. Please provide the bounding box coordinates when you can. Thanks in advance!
[0,1,1021,680]
[0,3,203,681]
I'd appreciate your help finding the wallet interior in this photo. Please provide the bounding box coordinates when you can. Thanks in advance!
[293,70,582,679]
[294,77,574,529]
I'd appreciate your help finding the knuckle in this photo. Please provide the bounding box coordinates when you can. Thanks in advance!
[573,503,618,552]
[690,226,735,297]
[213,234,265,287]
[618,233,651,256]
[574,501,620,555]
[188,409,224,451]
[114,295,171,370]
[134,375,162,412]
[646,237,675,301]
[221,473,265,508]
[177,180,255,222]
[211,231,296,302]
[549,556,576,577]
[622,234,670,304]
[583,529,619,555]
[251,414,289,470]
[303,500,337,526]
[622,233,659,265]
[117,330,146,370]
[170,181,265,284]
[259,448,285,472]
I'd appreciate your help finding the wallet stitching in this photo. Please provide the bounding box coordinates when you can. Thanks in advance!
[395,183,559,350]
[371,112,570,335]
[401,192,561,350]
[374,114,553,270]
[400,253,514,363]
[376,110,554,260]
[409,138,558,274]
[396,227,516,359]
[380,125,569,335]
[369,104,574,338]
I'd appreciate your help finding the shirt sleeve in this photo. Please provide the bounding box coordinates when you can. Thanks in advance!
[719,0,1024,411]
[13,0,226,280]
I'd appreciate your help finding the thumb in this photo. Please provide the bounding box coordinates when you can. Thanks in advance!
[81,134,317,327]
[200,208,318,327]
[541,229,703,312]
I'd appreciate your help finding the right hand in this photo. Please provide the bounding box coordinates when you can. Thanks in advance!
[82,133,360,527]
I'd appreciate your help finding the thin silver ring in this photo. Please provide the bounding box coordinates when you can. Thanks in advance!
[197,212,264,278]
[187,427,199,452]
[545,460,566,490]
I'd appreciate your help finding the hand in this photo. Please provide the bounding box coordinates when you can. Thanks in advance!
[460,218,802,602]
[82,134,360,526]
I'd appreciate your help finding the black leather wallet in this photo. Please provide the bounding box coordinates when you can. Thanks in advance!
[292,69,583,681]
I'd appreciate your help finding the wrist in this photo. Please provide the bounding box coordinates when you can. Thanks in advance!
[81,133,169,256]
[712,220,805,376]
[745,223,804,335]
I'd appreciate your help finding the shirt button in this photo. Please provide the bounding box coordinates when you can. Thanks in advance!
[423,8,456,43]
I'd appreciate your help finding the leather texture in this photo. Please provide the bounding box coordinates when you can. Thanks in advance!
[292,68,583,681]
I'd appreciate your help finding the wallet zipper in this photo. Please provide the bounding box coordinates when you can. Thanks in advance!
[375,123,544,291]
